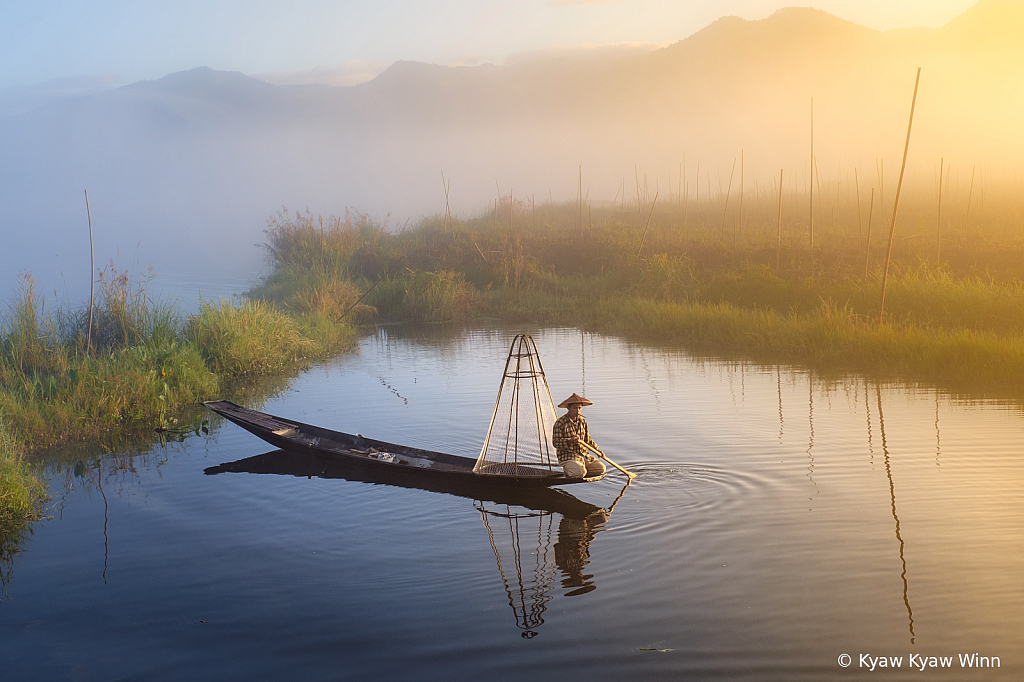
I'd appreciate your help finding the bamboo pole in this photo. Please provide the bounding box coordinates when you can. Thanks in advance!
[319,215,325,270]
[776,168,784,271]
[738,150,744,237]
[809,97,814,249]
[578,164,583,243]
[636,192,659,259]
[936,157,944,262]
[694,161,700,221]
[864,187,875,281]
[855,168,863,235]
[682,180,689,232]
[580,441,635,480]
[441,171,451,235]
[879,67,922,326]
[85,189,95,352]
[634,166,643,225]
[964,165,976,237]
[721,157,736,234]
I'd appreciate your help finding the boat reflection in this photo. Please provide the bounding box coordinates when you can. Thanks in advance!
[205,449,622,637]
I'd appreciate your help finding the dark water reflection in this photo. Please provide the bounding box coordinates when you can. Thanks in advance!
[205,449,621,640]
[2,325,1024,680]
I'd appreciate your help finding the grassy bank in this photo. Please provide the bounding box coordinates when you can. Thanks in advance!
[0,269,358,538]
[6,194,1024,565]
[256,205,1024,393]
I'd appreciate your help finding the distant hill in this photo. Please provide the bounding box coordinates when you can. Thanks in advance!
[1,1,1021,300]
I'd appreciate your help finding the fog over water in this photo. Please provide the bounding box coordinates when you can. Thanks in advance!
[2,1,1022,303]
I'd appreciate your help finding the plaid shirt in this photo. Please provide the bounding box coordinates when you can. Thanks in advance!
[552,413,597,464]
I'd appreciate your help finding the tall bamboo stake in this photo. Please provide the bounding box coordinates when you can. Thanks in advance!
[879,67,922,326]
[578,164,583,243]
[721,157,736,234]
[636,192,659,259]
[855,168,863,235]
[738,150,744,237]
[694,161,700,221]
[85,189,95,352]
[441,171,452,235]
[634,166,643,225]
[964,165,976,236]
[936,157,944,262]
[776,168,784,271]
[319,215,325,269]
[814,157,824,231]
[809,97,814,249]
[864,188,875,280]
[682,180,689,232]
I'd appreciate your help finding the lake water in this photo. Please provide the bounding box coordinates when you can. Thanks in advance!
[2,325,1023,681]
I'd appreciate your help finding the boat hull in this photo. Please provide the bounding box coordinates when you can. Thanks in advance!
[203,400,601,488]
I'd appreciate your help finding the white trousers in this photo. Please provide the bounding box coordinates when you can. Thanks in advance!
[562,458,606,478]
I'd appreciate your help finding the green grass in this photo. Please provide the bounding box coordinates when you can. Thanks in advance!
[0,268,358,545]
[254,201,1024,393]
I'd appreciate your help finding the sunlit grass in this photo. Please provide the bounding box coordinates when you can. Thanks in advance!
[0,280,355,451]
[256,196,1024,392]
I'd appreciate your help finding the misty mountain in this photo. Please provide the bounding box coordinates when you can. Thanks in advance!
[2,1,1021,302]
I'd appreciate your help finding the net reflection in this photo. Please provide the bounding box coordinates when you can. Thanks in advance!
[476,500,611,638]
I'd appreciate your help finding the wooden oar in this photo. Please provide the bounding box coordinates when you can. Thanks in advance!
[580,441,636,480]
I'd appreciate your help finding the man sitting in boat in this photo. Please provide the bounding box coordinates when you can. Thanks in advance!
[552,393,607,479]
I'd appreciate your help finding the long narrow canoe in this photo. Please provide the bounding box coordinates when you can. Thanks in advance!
[203,400,603,487]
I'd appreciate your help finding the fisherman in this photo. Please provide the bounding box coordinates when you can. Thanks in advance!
[552,393,607,479]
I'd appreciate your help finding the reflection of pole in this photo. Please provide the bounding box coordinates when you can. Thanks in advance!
[776,366,784,443]
[98,460,109,585]
[864,379,874,466]
[605,479,632,513]
[806,375,817,510]
[875,384,916,644]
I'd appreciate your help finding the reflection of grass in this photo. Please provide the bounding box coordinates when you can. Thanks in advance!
[1,425,48,595]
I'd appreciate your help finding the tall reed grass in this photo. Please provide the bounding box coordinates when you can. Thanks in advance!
[1,270,356,453]
[257,197,1024,392]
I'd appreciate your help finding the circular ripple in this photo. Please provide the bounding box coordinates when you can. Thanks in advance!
[602,461,774,536]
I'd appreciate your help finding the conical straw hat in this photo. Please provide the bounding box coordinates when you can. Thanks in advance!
[558,392,593,408]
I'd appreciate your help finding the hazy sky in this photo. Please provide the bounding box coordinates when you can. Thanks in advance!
[3,0,979,90]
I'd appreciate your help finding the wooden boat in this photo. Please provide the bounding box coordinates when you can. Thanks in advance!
[203,400,604,487]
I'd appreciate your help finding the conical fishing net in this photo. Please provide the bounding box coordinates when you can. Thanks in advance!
[474,335,559,476]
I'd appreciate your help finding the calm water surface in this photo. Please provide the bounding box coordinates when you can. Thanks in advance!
[2,326,1023,680]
